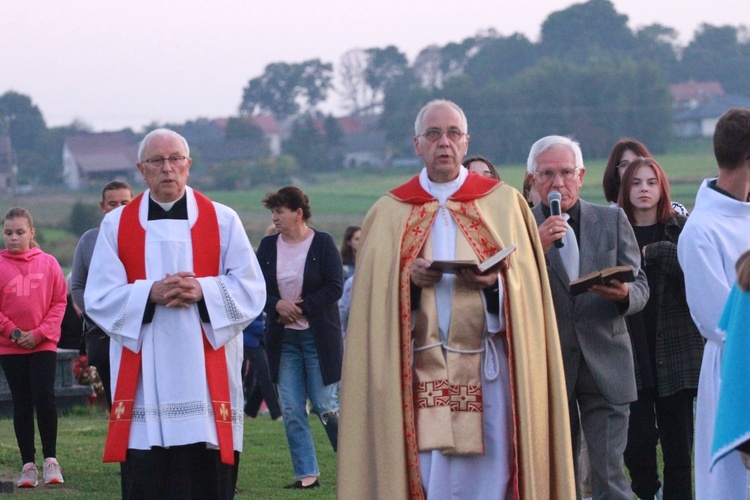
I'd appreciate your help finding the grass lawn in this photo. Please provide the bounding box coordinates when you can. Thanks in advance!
[0,407,337,498]
[0,406,685,498]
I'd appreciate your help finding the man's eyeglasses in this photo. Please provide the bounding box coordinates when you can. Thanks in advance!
[419,128,465,142]
[142,155,188,168]
[534,167,579,183]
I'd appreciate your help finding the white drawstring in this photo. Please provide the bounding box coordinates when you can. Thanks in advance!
[443,344,484,354]
[413,336,501,382]
[413,341,443,352]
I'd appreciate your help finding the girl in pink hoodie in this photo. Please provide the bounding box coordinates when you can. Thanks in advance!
[0,207,67,488]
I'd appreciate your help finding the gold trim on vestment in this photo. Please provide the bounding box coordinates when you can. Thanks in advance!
[413,225,489,455]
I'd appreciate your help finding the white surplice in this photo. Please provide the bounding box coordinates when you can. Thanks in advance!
[85,187,266,452]
[417,168,513,500]
[678,178,750,500]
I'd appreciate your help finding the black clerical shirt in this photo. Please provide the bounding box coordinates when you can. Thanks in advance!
[143,193,209,323]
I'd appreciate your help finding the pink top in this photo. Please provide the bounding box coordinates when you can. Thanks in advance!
[0,248,67,355]
[276,232,314,330]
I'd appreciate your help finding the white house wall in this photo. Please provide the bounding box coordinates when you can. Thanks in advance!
[62,144,81,190]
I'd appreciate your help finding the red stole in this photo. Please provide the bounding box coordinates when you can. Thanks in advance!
[102,191,235,465]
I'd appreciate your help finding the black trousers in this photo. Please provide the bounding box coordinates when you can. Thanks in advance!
[624,388,696,499]
[0,351,58,465]
[121,443,240,500]
[85,327,112,408]
[243,344,282,419]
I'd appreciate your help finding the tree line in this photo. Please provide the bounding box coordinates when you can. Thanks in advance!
[242,0,750,164]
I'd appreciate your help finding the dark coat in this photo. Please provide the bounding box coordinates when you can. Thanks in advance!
[257,230,344,386]
[643,214,704,397]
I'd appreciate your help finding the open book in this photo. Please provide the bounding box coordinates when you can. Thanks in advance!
[569,265,635,296]
[428,243,517,274]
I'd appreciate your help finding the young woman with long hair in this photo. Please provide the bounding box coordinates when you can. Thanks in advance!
[617,159,704,499]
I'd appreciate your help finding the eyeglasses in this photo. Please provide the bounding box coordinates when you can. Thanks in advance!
[142,155,188,168]
[418,128,465,142]
[534,167,579,183]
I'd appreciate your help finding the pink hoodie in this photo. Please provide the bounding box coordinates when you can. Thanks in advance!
[0,247,67,355]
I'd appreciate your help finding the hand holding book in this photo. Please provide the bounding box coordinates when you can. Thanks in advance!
[569,265,635,296]
[428,243,517,275]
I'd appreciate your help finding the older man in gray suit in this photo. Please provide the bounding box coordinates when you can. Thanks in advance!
[528,136,649,499]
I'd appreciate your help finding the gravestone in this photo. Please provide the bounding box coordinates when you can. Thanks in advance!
[0,348,91,416]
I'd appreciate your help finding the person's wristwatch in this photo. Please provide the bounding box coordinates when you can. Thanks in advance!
[10,328,21,342]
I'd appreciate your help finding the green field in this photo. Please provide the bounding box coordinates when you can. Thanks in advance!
[1,148,719,269]
[0,409,337,498]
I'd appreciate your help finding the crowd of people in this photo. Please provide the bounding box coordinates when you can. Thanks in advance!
[0,103,749,499]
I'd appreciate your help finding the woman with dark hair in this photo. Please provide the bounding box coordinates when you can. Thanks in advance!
[463,155,500,180]
[339,225,361,281]
[338,225,361,337]
[0,208,67,488]
[617,158,704,499]
[256,186,343,490]
[604,139,688,216]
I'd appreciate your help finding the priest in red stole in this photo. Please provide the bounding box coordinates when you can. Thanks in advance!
[337,101,574,499]
[85,129,266,499]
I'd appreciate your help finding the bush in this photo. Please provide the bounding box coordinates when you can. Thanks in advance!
[212,161,252,191]
[250,155,300,186]
[69,200,101,237]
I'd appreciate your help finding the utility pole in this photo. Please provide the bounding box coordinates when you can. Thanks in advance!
[1,114,17,200]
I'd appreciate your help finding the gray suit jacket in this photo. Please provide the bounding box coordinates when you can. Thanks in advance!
[532,200,648,405]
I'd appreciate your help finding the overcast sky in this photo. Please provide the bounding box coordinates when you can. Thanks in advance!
[1,0,747,132]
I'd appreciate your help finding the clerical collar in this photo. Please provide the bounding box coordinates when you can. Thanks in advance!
[148,194,188,220]
[541,198,581,224]
[419,167,467,205]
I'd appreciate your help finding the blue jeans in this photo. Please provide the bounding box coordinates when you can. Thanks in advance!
[277,328,338,478]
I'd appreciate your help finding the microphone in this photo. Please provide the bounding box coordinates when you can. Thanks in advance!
[548,190,564,248]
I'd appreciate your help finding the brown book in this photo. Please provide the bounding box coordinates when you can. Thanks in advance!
[428,243,517,274]
[569,265,635,296]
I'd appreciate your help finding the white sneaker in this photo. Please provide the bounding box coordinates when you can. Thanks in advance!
[17,462,38,488]
[43,457,64,485]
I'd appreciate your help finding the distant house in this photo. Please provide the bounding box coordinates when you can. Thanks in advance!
[248,115,281,157]
[210,115,281,157]
[674,94,750,138]
[336,115,387,168]
[63,131,139,190]
[0,136,17,191]
[670,81,725,110]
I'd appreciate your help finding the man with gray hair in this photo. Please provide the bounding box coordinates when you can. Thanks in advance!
[527,135,648,499]
[338,100,574,498]
[85,128,266,498]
